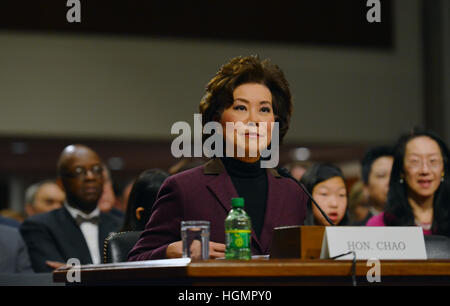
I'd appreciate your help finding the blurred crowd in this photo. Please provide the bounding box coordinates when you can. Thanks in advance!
[1,127,449,273]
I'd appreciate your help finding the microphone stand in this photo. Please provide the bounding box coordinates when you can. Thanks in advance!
[277,167,335,226]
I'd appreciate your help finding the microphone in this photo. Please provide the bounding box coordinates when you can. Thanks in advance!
[277,167,335,226]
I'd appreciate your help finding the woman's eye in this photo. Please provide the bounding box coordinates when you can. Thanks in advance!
[234,105,246,111]
[260,107,272,113]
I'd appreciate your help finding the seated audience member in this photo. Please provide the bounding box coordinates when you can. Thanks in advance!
[128,56,307,261]
[20,144,122,272]
[0,224,33,273]
[359,145,394,225]
[121,169,169,232]
[367,128,450,236]
[0,215,21,228]
[24,180,65,217]
[347,180,370,224]
[97,164,125,219]
[300,163,350,226]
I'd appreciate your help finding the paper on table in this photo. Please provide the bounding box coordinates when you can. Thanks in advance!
[64,258,192,270]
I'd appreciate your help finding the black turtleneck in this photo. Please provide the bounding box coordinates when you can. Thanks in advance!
[221,157,268,239]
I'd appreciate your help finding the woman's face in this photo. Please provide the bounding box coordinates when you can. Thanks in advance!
[220,83,275,161]
[403,136,444,200]
[312,176,348,225]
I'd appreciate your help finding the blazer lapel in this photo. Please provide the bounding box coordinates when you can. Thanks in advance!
[259,169,285,254]
[58,207,93,264]
[204,159,238,213]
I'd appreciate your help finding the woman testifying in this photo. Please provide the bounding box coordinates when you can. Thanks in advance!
[128,56,308,260]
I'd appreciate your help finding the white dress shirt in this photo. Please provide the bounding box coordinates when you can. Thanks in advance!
[65,203,101,265]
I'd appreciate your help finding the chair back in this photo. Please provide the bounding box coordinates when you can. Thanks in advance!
[103,231,143,263]
[424,235,450,259]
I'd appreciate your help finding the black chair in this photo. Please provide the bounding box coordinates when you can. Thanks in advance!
[424,235,450,259]
[103,231,143,263]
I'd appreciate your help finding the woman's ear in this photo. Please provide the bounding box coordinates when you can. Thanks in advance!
[135,207,145,221]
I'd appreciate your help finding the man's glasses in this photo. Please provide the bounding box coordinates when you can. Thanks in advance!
[63,165,104,179]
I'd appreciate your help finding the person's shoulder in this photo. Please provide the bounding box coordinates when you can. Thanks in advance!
[166,163,207,184]
[366,212,385,226]
[0,215,20,228]
[21,207,67,227]
[0,224,23,248]
[0,223,19,236]
[274,174,307,197]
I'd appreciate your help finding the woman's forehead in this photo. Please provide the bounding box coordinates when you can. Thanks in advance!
[405,136,441,156]
[232,83,272,102]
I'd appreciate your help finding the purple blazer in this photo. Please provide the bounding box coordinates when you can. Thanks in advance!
[128,158,307,260]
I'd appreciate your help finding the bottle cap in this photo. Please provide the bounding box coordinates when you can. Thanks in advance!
[231,197,244,208]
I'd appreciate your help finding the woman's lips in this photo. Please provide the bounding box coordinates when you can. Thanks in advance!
[417,180,432,188]
[244,132,260,139]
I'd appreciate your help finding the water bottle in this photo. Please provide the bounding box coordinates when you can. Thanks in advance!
[225,197,252,260]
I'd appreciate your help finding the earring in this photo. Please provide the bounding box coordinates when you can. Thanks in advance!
[400,178,404,184]
[442,173,445,182]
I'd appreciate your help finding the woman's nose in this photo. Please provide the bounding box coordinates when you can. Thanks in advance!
[419,161,431,174]
[247,108,260,125]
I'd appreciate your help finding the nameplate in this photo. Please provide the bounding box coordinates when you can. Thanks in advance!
[320,226,427,260]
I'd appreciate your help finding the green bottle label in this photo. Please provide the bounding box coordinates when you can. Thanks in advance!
[226,229,251,249]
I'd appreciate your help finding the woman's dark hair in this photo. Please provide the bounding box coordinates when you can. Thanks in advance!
[384,127,450,236]
[121,169,169,231]
[299,163,350,226]
[199,55,292,144]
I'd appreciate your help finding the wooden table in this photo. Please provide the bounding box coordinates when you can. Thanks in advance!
[53,258,450,286]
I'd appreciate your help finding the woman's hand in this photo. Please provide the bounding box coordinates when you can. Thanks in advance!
[166,241,226,259]
[209,242,226,259]
[166,241,183,258]
[46,260,67,270]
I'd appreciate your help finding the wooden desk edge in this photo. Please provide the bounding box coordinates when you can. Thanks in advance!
[53,259,450,283]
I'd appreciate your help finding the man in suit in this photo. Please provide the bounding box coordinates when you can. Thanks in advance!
[20,144,122,272]
[0,224,33,273]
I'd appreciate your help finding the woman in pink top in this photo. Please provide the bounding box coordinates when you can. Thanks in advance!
[366,128,450,236]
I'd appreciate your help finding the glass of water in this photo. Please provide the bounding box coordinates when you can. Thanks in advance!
[181,220,210,260]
